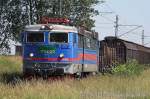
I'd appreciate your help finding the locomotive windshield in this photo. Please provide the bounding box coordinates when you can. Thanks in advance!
[27,33,44,43]
[50,33,68,43]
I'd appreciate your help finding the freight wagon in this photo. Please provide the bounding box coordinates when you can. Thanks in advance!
[99,36,150,72]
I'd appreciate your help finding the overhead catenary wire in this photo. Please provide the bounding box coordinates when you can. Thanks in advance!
[144,42,150,45]
[96,1,149,47]
[100,15,114,23]
[95,26,114,29]
[99,2,115,14]
[99,3,144,39]
[104,3,115,13]
[144,36,150,37]
[119,25,143,27]
[119,25,143,37]
[96,22,114,24]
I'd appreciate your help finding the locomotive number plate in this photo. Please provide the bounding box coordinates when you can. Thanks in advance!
[39,46,56,54]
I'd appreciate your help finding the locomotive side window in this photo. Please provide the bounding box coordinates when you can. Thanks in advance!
[50,33,68,43]
[91,39,97,50]
[78,34,97,50]
[27,33,44,43]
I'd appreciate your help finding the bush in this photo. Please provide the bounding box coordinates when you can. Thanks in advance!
[112,60,144,76]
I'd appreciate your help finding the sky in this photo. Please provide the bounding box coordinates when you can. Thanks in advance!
[94,0,150,47]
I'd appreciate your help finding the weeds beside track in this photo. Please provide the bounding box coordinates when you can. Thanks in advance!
[0,56,150,99]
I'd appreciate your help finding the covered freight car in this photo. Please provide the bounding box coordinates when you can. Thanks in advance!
[99,36,150,72]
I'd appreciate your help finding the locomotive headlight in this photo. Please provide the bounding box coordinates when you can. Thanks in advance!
[41,25,45,29]
[49,25,53,30]
[59,53,64,58]
[29,53,34,57]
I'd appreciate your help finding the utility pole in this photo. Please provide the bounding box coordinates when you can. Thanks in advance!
[142,30,144,45]
[114,15,119,37]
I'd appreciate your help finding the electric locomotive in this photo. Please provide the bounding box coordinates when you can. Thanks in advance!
[21,18,99,77]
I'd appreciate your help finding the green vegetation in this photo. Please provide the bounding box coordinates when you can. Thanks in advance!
[112,60,144,76]
[0,56,150,99]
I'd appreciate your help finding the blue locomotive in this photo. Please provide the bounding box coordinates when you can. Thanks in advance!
[21,18,99,77]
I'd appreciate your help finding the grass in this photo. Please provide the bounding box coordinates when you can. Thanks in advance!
[0,56,150,99]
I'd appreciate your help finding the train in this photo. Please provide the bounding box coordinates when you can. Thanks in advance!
[21,18,99,78]
[21,17,150,78]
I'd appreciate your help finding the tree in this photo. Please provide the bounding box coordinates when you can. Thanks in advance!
[0,0,101,53]
[41,0,99,30]
[0,0,26,53]
[0,0,12,53]
[22,0,99,29]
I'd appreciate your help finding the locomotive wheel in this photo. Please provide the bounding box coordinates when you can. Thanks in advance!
[75,72,89,79]
[74,72,82,79]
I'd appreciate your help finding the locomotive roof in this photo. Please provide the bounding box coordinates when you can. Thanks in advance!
[24,24,98,39]
[24,24,78,33]
[104,36,150,53]
[78,27,98,39]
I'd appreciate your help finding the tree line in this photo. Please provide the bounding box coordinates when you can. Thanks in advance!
[0,0,100,53]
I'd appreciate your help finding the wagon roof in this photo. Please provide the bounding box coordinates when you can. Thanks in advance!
[104,36,150,53]
[123,41,150,53]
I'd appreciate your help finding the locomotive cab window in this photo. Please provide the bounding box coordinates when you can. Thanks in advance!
[27,33,44,43]
[50,33,68,43]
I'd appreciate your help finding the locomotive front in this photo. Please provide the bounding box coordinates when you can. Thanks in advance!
[22,23,79,77]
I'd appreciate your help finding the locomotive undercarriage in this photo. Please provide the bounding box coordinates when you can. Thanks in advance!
[23,61,98,78]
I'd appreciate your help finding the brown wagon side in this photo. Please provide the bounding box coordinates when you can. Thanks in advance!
[99,36,150,72]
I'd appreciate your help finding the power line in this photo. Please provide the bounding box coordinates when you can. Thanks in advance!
[95,26,114,28]
[99,2,115,14]
[100,15,114,22]
[119,25,143,37]
[104,3,115,13]
[95,21,114,25]
[96,22,113,24]
[96,1,145,44]
[144,42,150,45]
[144,36,150,37]
[99,12,114,14]
[119,25,142,27]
